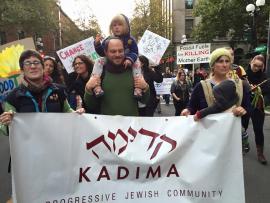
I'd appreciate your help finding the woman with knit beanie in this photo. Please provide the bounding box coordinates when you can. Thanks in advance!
[181,47,250,120]
[242,55,269,165]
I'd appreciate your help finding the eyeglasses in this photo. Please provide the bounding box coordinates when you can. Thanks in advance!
[73,61,84,66]
[23,61,41,67]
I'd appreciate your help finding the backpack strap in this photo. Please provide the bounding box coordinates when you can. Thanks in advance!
[201,78,243,107]
[200,79,215,106]
[234,79,243,106]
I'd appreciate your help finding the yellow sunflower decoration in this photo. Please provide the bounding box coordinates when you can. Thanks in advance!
[0,44,24,78]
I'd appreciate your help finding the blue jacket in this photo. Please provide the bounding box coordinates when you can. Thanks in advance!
[5,83,71,112]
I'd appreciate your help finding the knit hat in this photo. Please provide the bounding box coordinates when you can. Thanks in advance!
[197,80,239,119]
[209,48,232,68]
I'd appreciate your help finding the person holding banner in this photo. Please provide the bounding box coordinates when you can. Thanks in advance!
[181,48,250,118]
[171,69,190,116]
[242,55,269,165]
[85,37,149,116]
[0,50,84,136]
[92,14,142,98]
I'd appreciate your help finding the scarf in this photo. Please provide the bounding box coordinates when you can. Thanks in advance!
[21,75,53,93]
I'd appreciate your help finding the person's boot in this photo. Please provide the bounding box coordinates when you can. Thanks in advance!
[256,145,267,165]
[94,86,104,98]
[242,130,250,155]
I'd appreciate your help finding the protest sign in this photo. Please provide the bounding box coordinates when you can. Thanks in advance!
[10,113,244,203]
[177,43,211,64]
[0,38,35,102]
[154,78,175,95]
[138,30,170,65]
[57,37,99,73]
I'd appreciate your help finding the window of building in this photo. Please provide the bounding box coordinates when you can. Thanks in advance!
[0,32,7,45]
[17,30,25,39]
[185,0,193,9]
[185,19,194,38]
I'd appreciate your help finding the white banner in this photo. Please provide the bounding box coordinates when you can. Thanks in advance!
[138,30,170,65]
[56,37,99,73]
[10,113,244,203]
[177,43,211,64]
[154,78,175,95]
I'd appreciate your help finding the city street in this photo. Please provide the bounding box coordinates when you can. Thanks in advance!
[0,103,270,203]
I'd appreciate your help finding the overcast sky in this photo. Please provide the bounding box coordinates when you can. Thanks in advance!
[60,0,136,35]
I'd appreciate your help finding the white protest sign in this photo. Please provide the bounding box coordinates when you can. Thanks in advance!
[154,78,175,95]
[56,37,99,73]
[177,43,211,64]
[10,113,245,203]
[138,30,170,65]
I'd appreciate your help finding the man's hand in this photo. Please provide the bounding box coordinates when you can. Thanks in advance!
[85,75,101,92]
[75,108,85,114]
[0,111,14,125]
[134,76,148,92]
[181,108,190,116]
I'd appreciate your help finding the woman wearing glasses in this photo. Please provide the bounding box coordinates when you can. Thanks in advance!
[242,55,269,165]
[0,50,84,203]
[67,55,93,111]
[171,69,190,116]
[0,50,84,135]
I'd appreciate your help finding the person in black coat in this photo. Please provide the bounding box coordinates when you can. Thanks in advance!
[171,69,190,116]
[67,55,93,111]
[138,55,163,116]
[242,55,269,165]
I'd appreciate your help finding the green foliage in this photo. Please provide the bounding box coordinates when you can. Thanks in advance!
[130,0,167,39]
[0,0,102,47]
[130,0,174,64]
[0,0,58,34]
[75,15,102,40]
[130,0,150,40]
[192,0,270,43]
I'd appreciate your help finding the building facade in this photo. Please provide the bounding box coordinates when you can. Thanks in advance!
[168,0,249,67]
[0,4,82,57]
